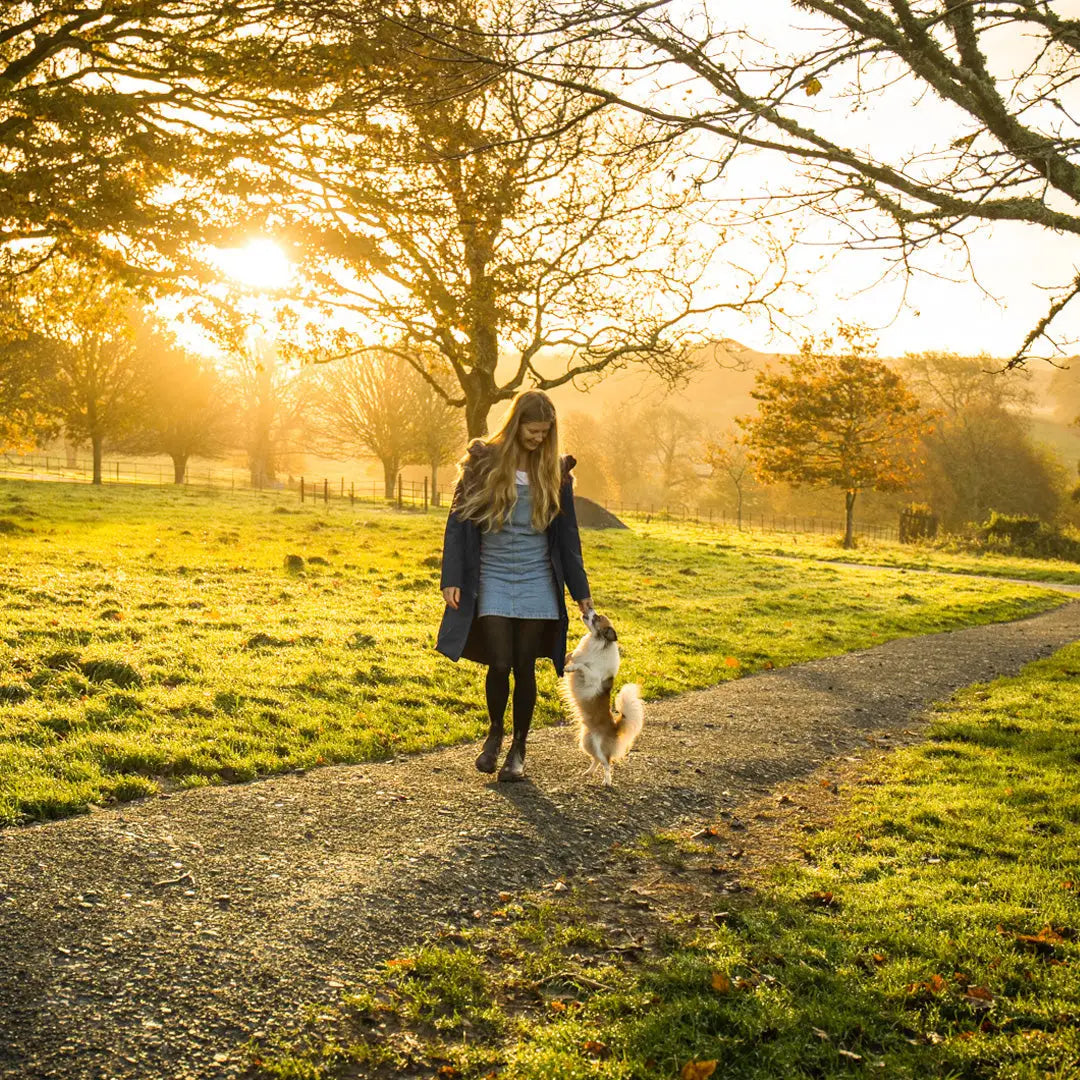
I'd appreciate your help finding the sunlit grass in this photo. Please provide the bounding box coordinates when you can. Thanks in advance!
[622,513,1080,585]
[0,480,1068,825]
[256,643,1080,1080]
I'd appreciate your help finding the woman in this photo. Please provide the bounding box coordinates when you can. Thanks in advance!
[436,390,593,782]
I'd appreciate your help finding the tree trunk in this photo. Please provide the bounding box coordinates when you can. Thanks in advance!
[248,360,276,488]
[91,434,103,486]
[172,453,188,484]
[844,489,857,549]
[464,388,493,439]
[736,486,743,530]
[382,458,399,498]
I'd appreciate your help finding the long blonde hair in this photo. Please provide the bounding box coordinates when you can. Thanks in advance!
[454,390,562,532]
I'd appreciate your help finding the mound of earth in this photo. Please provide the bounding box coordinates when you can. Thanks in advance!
[573,495,627,529]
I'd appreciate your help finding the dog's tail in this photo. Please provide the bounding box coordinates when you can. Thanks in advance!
[612,683,644,761]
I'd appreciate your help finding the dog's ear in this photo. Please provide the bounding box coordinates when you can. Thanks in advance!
[602,625,617,642]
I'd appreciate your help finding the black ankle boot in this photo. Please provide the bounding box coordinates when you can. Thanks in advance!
[475,726,504,773]
[497,737,527,782]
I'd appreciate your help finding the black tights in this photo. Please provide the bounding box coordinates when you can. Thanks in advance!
[481,616,552,742]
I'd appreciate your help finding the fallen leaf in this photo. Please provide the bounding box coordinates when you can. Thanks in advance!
[680,1061,717,1080]
[1015,926,1067,955]
[963,986,994,1009]
[710,972,731,994]
[906,974,947,996]
[582,1040,610,1059]
[837,1049,862,1061]
[812,1027,830,1041]
[724,656,740,668]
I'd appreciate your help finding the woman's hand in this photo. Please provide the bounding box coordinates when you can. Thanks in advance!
[442,586,461,610]
[577,597,594,615]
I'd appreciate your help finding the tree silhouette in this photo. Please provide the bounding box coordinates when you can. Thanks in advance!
[311,352,421,499]
[740,326,927,548]
[125,334,235,483]
[235,2,785,436]
[526,0,1080,362]
[15,263,151,484]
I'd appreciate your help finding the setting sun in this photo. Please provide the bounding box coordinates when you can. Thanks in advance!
[220,237,292,289]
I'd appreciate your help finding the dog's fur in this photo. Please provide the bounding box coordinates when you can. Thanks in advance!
[560,610,644,785]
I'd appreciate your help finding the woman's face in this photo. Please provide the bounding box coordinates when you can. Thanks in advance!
[517,421,552,454]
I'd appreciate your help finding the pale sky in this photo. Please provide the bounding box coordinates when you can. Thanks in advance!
[641,0,1080,361]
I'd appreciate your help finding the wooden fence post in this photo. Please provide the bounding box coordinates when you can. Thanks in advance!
[397,473,403,509]
[300,477,305,503]
[323,477,328,505]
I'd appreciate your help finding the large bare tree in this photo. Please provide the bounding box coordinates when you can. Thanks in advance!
[231,1,786,436]
[523,0,1080,364]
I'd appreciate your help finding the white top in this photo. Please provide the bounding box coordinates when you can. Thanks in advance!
[515,469,529,485]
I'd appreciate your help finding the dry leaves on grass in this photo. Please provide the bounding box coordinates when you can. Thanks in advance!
[1005,924,1074,956]
[680,1061,717,1080]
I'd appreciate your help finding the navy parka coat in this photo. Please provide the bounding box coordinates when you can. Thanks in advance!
[436,443,590,677]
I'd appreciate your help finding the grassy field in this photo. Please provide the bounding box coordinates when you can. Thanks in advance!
[0,481,1070,826]
[620,514,1080,585]
[255,643,1080,1080]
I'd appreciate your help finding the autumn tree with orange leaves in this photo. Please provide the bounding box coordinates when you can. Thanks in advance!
[740,327,928,548]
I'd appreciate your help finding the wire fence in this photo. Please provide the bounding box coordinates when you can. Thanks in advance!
[0,452,898,542]
[595,503,898,543]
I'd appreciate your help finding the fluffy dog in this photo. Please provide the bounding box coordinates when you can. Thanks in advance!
[560,610,644,785]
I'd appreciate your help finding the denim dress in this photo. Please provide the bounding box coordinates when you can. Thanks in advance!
[476,473,559,619]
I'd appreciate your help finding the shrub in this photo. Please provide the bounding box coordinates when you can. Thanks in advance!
[982,512,1042,543]
[974,512,1080,561]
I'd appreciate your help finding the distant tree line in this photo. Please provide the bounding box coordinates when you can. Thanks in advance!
[564,332,1080,547]
[0,263,463,490]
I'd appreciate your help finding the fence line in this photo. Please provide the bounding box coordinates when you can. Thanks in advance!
[596,503,898,543]
[0,452,898,542]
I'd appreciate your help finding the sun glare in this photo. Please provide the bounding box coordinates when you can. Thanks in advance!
[221,238,292,289]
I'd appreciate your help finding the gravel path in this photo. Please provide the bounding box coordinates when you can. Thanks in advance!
[2,601,1079,1080]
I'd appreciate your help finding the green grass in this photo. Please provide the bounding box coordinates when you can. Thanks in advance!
[255,643,1080,1080]
[620,514,1080,585]
[0,480,1070,825]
